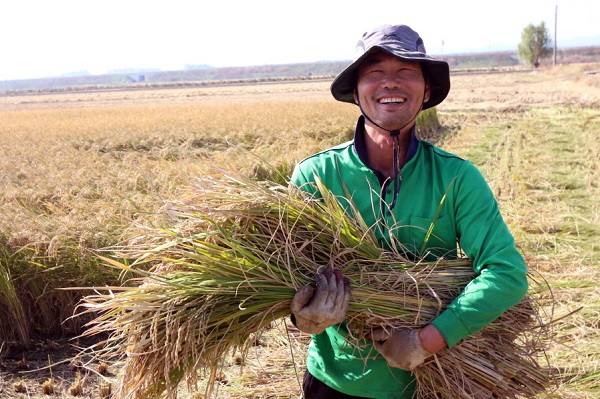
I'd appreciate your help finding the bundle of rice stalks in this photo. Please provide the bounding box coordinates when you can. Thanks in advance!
[78,170,555,399]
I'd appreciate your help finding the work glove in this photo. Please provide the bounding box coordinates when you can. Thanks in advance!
[290,268,351,334]
[369,327,432,371]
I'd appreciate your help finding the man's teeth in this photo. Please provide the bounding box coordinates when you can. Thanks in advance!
[379,98,405,104]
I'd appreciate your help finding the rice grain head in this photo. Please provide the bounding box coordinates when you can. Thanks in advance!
[78,171,556,399]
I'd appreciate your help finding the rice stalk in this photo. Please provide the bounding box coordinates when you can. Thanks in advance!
[77,170,556,399]
[0,257,30,344]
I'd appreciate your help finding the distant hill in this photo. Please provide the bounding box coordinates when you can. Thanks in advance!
[559,35,600,49]
[2,46,599,93]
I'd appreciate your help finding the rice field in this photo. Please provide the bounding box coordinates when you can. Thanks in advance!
[0,64,599,398]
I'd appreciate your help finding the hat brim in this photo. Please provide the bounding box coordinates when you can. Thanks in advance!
[331,45,450,110]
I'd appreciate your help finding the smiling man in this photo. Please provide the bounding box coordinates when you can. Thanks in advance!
[289,24,528,399]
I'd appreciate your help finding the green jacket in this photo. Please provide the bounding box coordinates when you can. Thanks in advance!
[290,120,528,399]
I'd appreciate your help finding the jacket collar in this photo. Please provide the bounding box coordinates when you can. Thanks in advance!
[353,115,419,175]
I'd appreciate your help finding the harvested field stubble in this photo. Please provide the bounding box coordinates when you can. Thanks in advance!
[0,63,599,398]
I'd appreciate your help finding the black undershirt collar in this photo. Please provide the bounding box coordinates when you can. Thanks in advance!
[353,115,419,185]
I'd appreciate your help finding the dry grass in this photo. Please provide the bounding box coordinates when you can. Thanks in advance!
[440,105,600,398]
[0,86,357,344]
[0,64,599,398]
[75,172,553,399]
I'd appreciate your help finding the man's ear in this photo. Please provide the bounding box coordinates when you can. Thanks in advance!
[423,79,431,104]
[353,89,359,105]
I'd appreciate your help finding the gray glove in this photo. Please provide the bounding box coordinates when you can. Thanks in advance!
[290,269,351,334]
[370,327,432,371]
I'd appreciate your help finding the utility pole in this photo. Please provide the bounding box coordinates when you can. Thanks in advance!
[553,5,558,66]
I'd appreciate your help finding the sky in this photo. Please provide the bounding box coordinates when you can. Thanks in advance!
[0,0,599,81]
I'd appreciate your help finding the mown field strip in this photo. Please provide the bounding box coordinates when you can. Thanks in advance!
[440,106,600,398]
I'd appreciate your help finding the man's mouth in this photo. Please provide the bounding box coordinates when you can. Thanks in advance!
[378,97,406,104]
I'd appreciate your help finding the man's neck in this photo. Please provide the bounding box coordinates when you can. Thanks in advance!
[364,124,413,178]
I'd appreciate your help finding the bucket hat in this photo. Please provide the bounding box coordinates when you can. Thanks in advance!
[331,24,450,110]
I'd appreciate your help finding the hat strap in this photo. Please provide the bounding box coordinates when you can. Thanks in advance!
[355,90,424,211]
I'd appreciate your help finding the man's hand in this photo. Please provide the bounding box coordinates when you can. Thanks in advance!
[290,268,351,334]
[369,327,433,371]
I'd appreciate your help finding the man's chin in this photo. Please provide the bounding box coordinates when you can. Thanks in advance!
[373,120,414,133]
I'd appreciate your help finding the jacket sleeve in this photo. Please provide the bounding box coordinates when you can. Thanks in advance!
[290,162,320,196]
[430,161,529,348]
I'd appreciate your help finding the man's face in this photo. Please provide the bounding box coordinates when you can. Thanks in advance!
[354,51,430,132]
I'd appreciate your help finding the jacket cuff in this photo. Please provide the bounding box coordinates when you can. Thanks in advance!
[430,309,471,348]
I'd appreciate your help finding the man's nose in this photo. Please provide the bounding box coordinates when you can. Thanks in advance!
[381,73,401,89]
